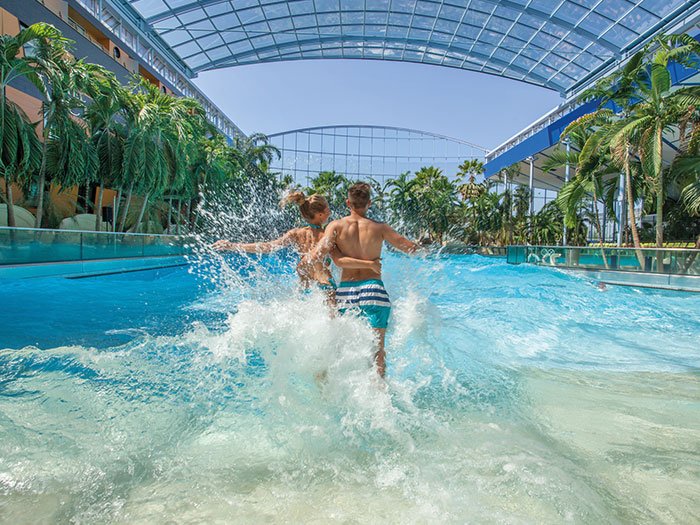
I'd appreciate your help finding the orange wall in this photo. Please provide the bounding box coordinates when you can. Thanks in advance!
[0,8,20,37]
[43,0,69,21]
[6,85,44,132]
[49,184,78,218]
[0,179,25,204]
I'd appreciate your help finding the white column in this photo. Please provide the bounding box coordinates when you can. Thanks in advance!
[563,139,570,246]
[527,156,535,216]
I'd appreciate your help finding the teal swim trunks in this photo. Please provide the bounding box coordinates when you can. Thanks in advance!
[317,277,337,293]
[336,279,391,329]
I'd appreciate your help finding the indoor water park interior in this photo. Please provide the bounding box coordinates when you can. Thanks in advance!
[1,0,699,522]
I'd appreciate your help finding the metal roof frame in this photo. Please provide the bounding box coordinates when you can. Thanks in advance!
[125,0,700,95]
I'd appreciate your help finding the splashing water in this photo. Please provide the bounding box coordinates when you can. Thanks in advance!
[1,191,699,522]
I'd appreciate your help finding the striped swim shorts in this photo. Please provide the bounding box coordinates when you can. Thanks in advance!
[336,279,391,329]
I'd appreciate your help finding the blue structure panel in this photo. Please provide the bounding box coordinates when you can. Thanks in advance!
[485,99,600,177]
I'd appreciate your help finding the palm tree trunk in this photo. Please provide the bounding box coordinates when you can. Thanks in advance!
[654,126,664,272]
[83,185,90,213]
[176,200,181,235]
[189,197,198,230]
[6,177,16,228]
[113,188,122,232]
[34,140,48,228]
[118,181,134,232]
[591,188,609,269]
[1,89,14,232]
[134,192,150,233]
[183,200,190,233]
[655,128,664,249]
[624,147,645,269]
[95,183,104,231]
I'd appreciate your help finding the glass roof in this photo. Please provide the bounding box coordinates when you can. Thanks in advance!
[127,0,695,94]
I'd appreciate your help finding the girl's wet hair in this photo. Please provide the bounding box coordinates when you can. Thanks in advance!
[281,191,329,221]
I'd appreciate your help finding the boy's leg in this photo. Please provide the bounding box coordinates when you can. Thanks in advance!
[373,328,386,377]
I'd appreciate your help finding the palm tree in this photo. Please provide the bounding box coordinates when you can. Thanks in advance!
[561,118,643,264]
[230,132,280,180]
[494,164,520,244]
[470,190,501,245]
[85,75,126,231]
[367,176,389,221]
[574,34,700,258]
[456,158,485,181]
[572,48,647,256]
[307,170,351,214]
[184,131,232,231]
[385,171,417,234]
[411,166,458,242]
[545,128,618,264]
[0,23,63,227]
[37,58,109,226]
[121,79,203,232]
[456,160,486,229]
[458,175,484,202]
[0,99,41,228]
[610,36,700,249]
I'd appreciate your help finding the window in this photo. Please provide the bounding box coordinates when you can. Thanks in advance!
[113,46,121,59]
[19,23,38,58]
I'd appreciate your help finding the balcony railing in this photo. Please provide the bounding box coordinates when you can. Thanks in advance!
[0,227,191,266]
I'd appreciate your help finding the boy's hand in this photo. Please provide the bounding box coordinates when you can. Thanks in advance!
[371,258,382,275]
[212,240,237,251]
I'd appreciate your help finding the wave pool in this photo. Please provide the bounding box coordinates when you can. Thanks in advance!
[1,254,698,523]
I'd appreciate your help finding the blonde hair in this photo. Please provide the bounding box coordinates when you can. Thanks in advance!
[281,191,329,221]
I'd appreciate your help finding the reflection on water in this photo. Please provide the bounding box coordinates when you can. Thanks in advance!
[0,255,699,523]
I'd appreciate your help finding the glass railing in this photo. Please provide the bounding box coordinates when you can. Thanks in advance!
[0,227,192,266]
[477,246,508,257]
[507,245,700,276]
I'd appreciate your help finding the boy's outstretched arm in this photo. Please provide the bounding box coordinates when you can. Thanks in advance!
[382,224,420,254]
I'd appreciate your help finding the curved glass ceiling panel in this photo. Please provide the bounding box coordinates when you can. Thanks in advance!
[128,0,696,93]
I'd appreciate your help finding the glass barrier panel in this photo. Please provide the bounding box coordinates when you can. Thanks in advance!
[0,229,82,265]
[0,227,192,266]
[81,233,145,260]
[142,235,189,257]
[507,245,700,277]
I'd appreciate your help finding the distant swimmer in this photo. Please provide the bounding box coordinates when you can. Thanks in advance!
[212,192,380,304]
[310,183,419,377]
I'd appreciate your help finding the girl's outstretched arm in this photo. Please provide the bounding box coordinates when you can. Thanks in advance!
[212,231,295,253]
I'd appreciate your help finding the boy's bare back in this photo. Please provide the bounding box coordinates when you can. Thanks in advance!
[325,215,416,281]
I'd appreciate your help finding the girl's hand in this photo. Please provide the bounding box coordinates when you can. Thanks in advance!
[211,240,237,251]
[370,258,382,275]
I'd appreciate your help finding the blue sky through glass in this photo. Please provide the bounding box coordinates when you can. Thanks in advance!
[193,58,561,150]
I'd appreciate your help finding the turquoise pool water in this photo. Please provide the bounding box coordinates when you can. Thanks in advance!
[1,254,698,523]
